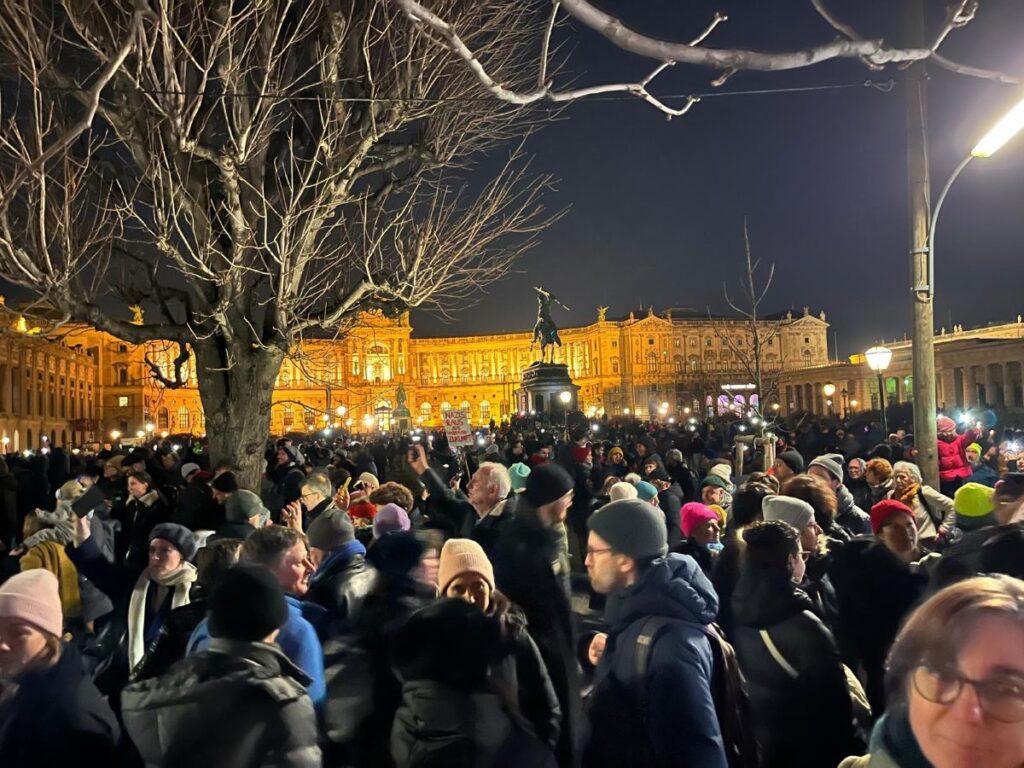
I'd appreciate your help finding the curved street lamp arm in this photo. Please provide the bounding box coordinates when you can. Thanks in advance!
[924,153,974,299]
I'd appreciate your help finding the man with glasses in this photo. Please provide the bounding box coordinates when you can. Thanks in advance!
[581,498,727,768]
[284,472,337,530]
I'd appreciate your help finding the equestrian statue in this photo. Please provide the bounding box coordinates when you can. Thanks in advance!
[530,285,570,363]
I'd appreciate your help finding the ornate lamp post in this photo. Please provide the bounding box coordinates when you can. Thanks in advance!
[865,346,893,434]
[823,382,836,417]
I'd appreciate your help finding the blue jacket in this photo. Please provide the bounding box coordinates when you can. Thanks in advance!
[584,554,726,768]
[188,594,326,706]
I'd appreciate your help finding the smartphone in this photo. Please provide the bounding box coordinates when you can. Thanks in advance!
[72,485,107,518]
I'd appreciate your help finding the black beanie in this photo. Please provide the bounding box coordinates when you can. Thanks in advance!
[525,463,574,507]
[208,564,289,642]
[777,450,804,474]
[211,472,240,494]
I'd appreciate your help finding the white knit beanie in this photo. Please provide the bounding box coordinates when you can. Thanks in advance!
[0,570,63,637]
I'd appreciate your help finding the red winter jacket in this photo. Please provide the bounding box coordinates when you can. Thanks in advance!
[937,427,979,482]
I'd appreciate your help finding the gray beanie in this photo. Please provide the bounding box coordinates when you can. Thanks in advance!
[149,522,198,561]
[587,499,668,560]
[225,489,270,525]
[762,496,815,531]
[808,456,844,484]
[306,509,355,551]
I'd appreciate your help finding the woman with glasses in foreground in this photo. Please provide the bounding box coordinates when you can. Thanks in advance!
[841,574,1024,767]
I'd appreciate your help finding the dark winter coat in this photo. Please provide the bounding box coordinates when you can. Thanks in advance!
[124,490,172,572]
[583,554,727,768]
[835,484,872,537]
[305,542,377,635]
[320,560,436,768]
[844,476,874,516]
[489,596,562,751]
[928,522,1024,592]
[491,508,580,768]
[827,536,926,715]
[731,571,861,767]
[173,477,221,531]
[0,645,120,767]
[390,681,557,768]
[420,468,515,557]
[131,599,209,683]
[658,486,683,547]
[122,639,320,768]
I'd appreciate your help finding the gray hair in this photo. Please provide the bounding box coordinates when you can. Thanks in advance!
[478,462,512,499]
[301,472,333,500]
[893,461,923,485]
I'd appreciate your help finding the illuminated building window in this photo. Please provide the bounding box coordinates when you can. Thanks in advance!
[118,396,129,407]
[178,407,190,430]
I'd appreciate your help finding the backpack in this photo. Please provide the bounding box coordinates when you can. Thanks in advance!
[633,617,760,768]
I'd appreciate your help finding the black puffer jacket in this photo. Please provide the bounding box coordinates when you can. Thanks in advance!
[0,645,120,767]
[121,639,319,768]
[731,571,861,768]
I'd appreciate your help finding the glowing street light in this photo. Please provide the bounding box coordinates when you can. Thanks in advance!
[145,423,155,433]
[865,345,893,434]
[136,430,145,438]
[972,94,1024,158]
[335,405,347,417]
[110,430,121,441]
[559,391,571,404]
[823,382,836,417]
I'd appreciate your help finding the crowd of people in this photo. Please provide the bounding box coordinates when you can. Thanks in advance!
[2,409,1024,767]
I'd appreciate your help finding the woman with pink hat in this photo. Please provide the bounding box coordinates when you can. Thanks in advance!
[0,570,120,764]
[936,413,981,498]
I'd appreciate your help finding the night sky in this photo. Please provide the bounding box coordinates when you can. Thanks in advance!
[411,0,1024,358]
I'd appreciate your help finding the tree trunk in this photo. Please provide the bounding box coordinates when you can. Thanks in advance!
[193,339,285,492]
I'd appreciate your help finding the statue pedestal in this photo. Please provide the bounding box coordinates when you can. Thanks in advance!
[515,362,579,420]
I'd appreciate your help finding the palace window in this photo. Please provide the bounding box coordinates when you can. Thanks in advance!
[441,401,452,412]
[118,396,129,407]
[157,407,169,429]
[479,401,491,423]
[420,402,432,418]
[178,407,190,430]
[645,351,658,373]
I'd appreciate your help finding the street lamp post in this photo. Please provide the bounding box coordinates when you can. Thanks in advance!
[865,346,893,435]
[912,93,1024,488]
[823,382,836,417]
[559,390,571,427]
[841,388,849,419]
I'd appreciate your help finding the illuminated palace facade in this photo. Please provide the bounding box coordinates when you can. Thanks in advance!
[70,307,830,438]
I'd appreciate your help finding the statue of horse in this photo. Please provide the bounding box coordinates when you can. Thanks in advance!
[531,317,562,363]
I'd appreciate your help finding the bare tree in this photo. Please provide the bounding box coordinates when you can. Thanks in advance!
[394,0,1018,118]
[708,223,781,433]
[0,0,554,487]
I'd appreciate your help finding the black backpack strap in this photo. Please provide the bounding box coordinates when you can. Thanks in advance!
[632,616,676,720]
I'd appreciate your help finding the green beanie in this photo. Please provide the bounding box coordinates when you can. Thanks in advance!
[954,482,995,531]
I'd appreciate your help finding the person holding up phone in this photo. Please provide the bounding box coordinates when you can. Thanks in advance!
[407,443,514,558]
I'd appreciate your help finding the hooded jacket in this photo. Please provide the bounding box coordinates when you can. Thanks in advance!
[122,639,319,768]
[731,571,860,767]
[583,554,726,768]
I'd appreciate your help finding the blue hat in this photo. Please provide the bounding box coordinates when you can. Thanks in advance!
[509,462,531,493]
[636,481,658,502]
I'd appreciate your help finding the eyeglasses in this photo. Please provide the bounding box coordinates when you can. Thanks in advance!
[912,664,1024,723]
[799,551,812,561]
[585,547,613,558]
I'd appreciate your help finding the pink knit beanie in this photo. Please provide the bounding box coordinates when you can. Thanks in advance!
[0,570,63,637]
[438,538,495,594]
[680,502,721,538]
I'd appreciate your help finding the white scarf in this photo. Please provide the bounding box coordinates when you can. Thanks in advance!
[127,563,197,671]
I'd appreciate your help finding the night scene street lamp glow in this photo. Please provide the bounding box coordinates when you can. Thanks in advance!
[971,95,1024,158]
[865,346,893,434]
